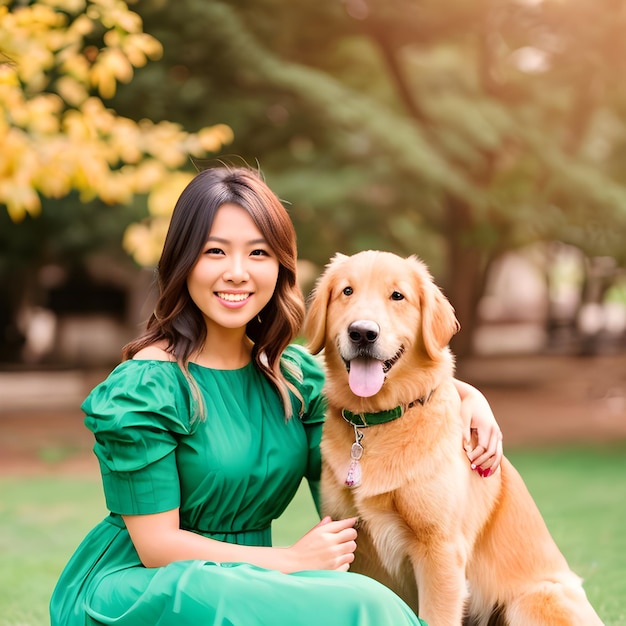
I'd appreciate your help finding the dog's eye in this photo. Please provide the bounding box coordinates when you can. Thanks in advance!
[391,291,404,301]
[343,286,353,296]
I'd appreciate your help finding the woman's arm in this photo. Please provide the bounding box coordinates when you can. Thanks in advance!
[453,379,503,477]
[123,510,357,573]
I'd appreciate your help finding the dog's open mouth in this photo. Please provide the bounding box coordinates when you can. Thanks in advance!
[345,346,405,397]
[382,346,404,373]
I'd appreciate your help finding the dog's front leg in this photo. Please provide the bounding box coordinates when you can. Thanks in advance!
[320,462,360,520]
[411,540,469,626]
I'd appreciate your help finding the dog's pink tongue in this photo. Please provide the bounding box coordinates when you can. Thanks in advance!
[348,358,385,397]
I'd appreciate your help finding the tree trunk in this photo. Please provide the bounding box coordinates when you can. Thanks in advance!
[442,196,487,359]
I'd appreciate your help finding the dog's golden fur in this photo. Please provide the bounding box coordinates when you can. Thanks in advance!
[303,250,603,626]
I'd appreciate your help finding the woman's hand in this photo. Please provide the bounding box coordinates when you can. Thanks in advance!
[454,379,503,478]
[123,510,358,574]
[288,516,358,572]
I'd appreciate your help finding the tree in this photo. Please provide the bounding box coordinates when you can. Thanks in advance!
[0,0,232,223]
[338,0,626,352]
[4,0,626,359]
[116,0,626,354]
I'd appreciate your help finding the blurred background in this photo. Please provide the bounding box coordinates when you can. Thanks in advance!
[1,0,626,623]
[3,0,626,369]
[2,0,626,441]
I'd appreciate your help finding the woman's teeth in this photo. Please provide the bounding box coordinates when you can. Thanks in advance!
[217,292,249,302]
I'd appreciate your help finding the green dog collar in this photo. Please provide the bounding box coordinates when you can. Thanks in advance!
[341,388,436,428]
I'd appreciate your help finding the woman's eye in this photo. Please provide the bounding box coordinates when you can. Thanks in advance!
[251,249,269,256]
[391,291,404,301]
[343,286,353,296]
[205,248,224,255]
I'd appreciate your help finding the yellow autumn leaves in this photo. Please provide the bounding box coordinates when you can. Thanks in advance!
[1,0,233,266]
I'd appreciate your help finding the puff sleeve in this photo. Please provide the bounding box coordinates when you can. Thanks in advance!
[82,360,194,516]
[281,344,327,515]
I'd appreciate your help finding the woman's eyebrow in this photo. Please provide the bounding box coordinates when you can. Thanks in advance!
[206,236,268,245]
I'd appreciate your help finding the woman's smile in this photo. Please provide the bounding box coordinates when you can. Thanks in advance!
[216,291,253,306]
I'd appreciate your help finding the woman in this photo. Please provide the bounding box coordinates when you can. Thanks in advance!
[50,166,502,625]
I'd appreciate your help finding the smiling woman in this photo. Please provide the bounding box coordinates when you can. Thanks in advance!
[48,166,428,626]
[123,168,305,415]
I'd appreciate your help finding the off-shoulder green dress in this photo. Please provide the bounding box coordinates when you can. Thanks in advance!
[49,344,425,626]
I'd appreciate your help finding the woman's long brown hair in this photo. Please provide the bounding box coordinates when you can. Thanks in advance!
[123,166,305,418]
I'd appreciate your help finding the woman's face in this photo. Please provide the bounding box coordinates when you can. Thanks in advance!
[187,203,280,334]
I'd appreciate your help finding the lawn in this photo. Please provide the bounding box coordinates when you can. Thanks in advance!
[1,442,624,625]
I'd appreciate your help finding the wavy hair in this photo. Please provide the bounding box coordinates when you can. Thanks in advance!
[123,166,305,418]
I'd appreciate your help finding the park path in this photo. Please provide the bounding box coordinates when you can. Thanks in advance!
[1,353,625,476]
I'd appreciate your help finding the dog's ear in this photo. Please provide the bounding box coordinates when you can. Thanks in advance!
[412,258,460,359]
[303,254,346,354]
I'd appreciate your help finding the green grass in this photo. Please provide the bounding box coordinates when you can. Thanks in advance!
[507,443,626,625]
[0,478,107,626]
[1,443,624,625]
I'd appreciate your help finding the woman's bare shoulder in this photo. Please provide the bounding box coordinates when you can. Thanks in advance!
[133,342,175,362]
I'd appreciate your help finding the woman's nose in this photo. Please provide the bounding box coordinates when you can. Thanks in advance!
[223,255,249,283]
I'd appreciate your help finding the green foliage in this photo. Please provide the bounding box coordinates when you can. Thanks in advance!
[5,0,626,357]
[0,194,148,274]
[110,0,626,326]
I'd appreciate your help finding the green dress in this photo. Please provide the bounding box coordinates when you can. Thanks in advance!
[49,344,425,626]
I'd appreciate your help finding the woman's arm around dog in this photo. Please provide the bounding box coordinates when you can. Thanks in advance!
[454,379,503,477]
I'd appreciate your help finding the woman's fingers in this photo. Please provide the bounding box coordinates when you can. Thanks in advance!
[292,517,358,570]
[466,429,503,477]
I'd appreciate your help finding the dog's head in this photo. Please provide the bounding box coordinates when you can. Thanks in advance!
[303,250,459,407]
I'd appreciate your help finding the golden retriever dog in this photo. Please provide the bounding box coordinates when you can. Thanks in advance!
[303,250,604,626]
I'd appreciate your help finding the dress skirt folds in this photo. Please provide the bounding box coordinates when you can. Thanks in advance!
[49,345,426,626]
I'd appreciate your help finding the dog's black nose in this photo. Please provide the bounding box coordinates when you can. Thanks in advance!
[348,320,380,346]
